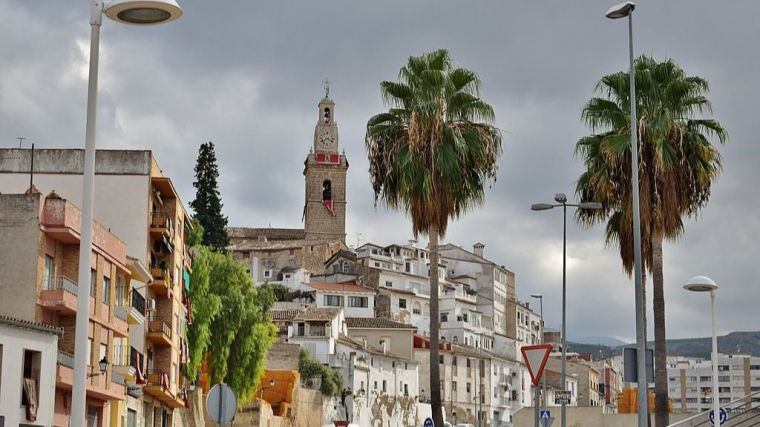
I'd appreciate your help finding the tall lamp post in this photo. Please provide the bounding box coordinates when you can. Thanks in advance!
[72,1,182,425]
[604,3,648,426]
[530,294,546,413]
[684,276,720,423]
[531,194,602,427]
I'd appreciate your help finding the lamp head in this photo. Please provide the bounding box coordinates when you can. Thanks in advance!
[554,193,567,203]
[98,357,108,373]
[530,294,543,299]
[684,275,718,292]
[606,2,636,19]
[105,0,182,25]
[579,202,603,210]
[531,203,554,211]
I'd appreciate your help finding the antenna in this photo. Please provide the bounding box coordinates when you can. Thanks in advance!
[17,137,26,147]
[322,77,330,98]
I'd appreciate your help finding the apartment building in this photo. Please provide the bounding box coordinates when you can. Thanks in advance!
[0,192,130,426]
[546,356,603,407]
[512,300,543,354]
[0,149,193,426]
[0,315,63,426]
[438,243,515,340]
[667,354,760,414]
[414,335,526,427]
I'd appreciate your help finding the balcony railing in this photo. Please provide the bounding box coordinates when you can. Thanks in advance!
[112,371,126,385]
[47,276,79,295]
[131,289,145,315]
[147,315,172,340]
[58,351,75,369]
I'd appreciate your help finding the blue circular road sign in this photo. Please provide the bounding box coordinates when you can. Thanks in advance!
[424,417,434,427]
[708,407,728,426]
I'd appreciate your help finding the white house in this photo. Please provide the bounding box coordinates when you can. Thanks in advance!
[308,281,375,318]
[0,316,62,427]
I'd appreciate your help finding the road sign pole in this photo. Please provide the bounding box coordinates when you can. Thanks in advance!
[535,382,540,427]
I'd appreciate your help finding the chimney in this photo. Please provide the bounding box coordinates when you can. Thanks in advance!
[473,242,485,258]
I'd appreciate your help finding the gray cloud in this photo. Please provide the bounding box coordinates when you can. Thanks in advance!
[1,0,758,343]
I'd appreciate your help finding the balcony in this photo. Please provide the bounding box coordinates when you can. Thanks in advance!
[146,315,172,346]
[150,211,172,238]
[440,287,477,303]
[113,345,136,381]
[56,351,126,401]
[144,369,184,409]
[149,266,173,297]
[129,289,146,325]
[38,276,79,314]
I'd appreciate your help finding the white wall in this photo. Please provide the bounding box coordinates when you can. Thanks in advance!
[0,323,58,427]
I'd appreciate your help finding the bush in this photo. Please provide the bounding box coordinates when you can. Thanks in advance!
[299,349,344,396]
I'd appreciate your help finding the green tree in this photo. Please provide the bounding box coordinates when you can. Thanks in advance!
[365,49,502,426]
[191,142,229,251]
[187,240,277,405]
[575,56,726,426]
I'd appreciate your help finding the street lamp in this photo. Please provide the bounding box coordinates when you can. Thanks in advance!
[531,194,602,427]
[684,276,720,423]
[605,3,648,426]
[71,1,182,426]
[530,294,546,415]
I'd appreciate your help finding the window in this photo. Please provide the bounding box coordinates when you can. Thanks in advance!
[385,280,393,287]
[90,268,97,297]
[115,276,125,306]
[102,276,111,304]
[452,381,457,391]
[382,380,387,392]
[44,255,54,289]
[88,338,93,366]
[297,323,305,336]
[264,270,271,278]
[322,180,332,201]
[341,262,349,273]
[440,312,449,322]
[374,262,381,268]
[399,299,407,309]
[439,355,444,364]
[467,383,471,393]
[453,336,458,343]
[324,295,342,306]
[467,358,471,368]
[374,381,377,390]
[405,262,411,273]
[21,349,41,411]
[348,296,368,308]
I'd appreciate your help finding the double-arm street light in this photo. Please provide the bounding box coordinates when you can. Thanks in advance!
[684,276,720,424]
[605,3,648,426]
[531,193,602,427]
[72,1,182,426]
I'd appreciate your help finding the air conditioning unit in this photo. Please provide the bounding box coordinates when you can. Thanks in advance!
[147,299,156,311]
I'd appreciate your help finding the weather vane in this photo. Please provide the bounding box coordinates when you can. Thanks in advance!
[322,77,330,98]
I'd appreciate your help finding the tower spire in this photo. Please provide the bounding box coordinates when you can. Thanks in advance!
[322,77,330,98]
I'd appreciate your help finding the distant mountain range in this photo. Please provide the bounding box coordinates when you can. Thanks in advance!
[565,331,760,360]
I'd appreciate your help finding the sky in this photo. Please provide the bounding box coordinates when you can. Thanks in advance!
[1,1,758,343]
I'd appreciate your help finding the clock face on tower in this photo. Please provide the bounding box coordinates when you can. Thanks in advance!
[318,129,335,150]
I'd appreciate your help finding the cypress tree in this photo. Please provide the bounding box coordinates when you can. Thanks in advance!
[190,142,229,250]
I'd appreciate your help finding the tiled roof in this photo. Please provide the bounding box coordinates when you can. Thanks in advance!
[227,227,306,241]
[269,309,302,321]
[306,281,373,294]
[292,307,341,321]
[0,315,63,336]
[345,317,416,330]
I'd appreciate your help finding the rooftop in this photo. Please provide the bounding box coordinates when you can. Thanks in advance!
[0,315,64,337]
[292,307,341,321]
[345,317,416,330]
[306,281,373,294]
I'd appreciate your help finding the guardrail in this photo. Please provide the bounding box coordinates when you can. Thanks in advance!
[114,305,129,321]
[57,351,75,368]
[48,276,79,295]
[131,289,146,315]
[668,390,760,426]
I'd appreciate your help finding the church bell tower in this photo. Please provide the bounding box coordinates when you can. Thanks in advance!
[303,86,348,243]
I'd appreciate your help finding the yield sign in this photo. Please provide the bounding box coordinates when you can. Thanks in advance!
[521,344,553,385]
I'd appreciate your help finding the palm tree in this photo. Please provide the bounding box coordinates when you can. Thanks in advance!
[365,49,502,426]
[576,56,726,426]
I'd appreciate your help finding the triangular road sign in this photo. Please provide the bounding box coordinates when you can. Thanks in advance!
[521,344,553,385]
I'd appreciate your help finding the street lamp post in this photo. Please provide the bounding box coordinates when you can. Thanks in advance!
[604,3,648,427]
[684,276,720,424]
[531,194,602,427]
[71,1,182,426]
[530,294,545,414]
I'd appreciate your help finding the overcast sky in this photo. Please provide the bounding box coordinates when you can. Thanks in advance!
[2,1,758,343]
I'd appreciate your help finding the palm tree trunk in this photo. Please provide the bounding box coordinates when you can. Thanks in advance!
[652,232,669,426]
[429,225,444,427]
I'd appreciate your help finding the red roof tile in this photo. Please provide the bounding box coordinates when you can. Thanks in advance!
[306,281,373,294]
